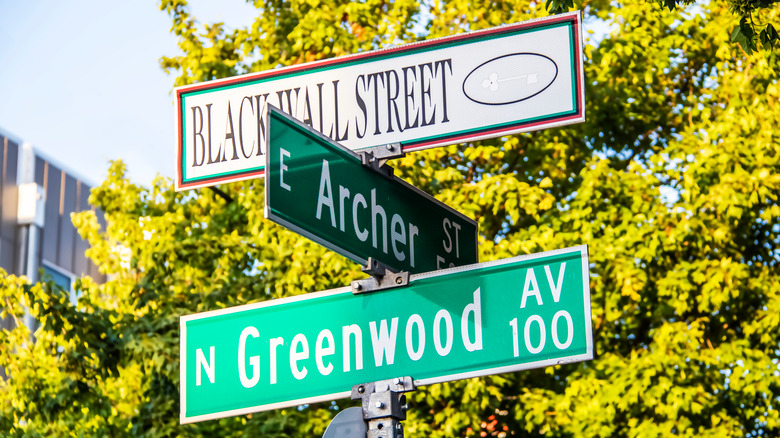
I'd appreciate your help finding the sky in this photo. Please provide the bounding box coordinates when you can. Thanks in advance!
[0,1,256,187]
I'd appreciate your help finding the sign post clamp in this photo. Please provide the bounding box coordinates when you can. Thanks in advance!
[352,257,409,294]
[359,143,405,180]
[350,376,415,438]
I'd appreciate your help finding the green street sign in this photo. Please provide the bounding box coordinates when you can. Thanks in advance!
[180,245,593,424]
[264,105,478,274]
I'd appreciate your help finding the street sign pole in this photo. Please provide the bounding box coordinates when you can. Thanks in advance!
[179,245,593,424]
[348,376,415,438]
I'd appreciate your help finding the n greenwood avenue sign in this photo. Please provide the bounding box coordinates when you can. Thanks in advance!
[179,245,593,423]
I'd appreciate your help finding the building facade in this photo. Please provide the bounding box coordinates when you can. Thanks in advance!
[0,128,105,335]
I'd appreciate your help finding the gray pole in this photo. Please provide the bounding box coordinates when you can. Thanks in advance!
[350,377,415,438]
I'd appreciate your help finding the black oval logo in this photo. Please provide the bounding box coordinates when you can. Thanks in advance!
[462,53,558,105]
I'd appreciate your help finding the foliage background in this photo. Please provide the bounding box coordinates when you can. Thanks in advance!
[1,0,779,436]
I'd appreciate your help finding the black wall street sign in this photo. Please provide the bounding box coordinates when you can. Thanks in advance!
[174,12,585,190]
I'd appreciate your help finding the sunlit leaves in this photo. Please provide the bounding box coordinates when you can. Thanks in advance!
[2,0,780,436]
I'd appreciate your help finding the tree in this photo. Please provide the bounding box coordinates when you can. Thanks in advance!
[2,0,779,436]
[545,0,779,54]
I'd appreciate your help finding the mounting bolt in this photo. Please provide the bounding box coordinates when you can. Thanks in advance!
[375,401,384,409]
[386,144,394,151]
[395,276,403,285]
[353,282,362,291]
[358,385,365,394]
[394,377,401,384]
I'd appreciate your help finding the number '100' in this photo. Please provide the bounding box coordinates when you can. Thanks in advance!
[508,311,574,356]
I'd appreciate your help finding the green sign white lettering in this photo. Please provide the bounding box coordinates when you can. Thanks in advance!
[180,245,593,424]
[264,106,478,273]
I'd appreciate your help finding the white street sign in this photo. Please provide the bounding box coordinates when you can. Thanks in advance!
[174,12,585,190]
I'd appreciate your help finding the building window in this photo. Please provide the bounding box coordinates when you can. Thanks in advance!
[41,263,77,305]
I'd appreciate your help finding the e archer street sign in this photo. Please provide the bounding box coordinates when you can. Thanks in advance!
[264,106,478,274]
[179,245,593,424]
[174,12,585,190]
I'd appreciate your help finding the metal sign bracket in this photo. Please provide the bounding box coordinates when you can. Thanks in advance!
[351,377,415,438]
[359,143,405,180]
[352,257,409,294]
